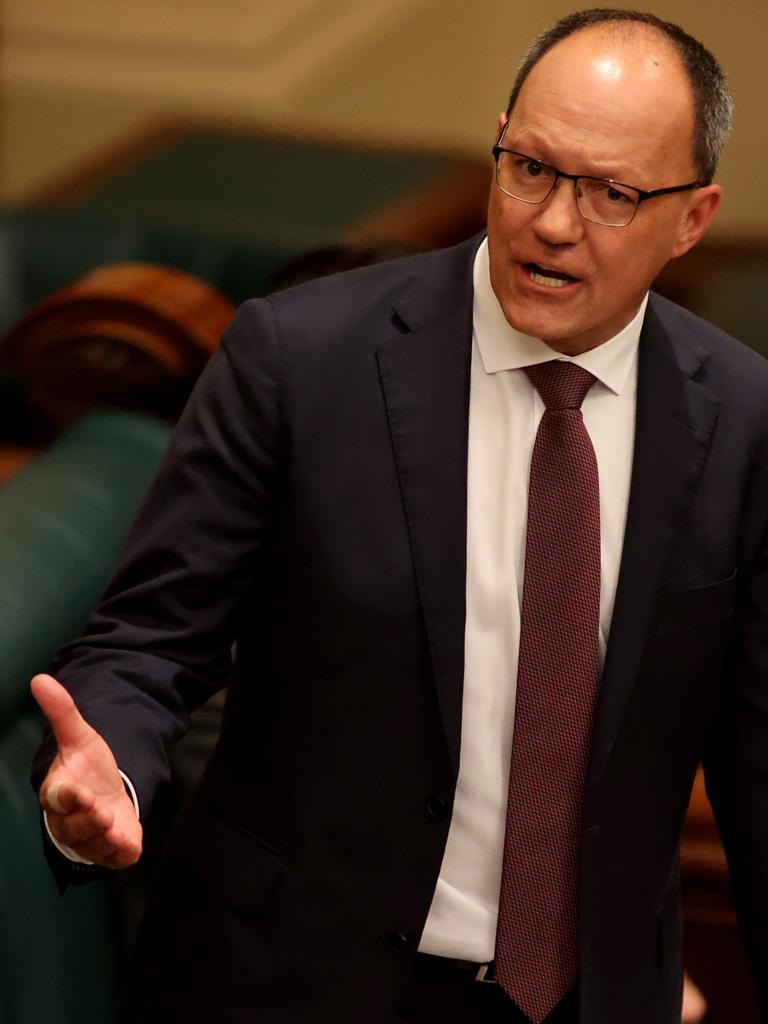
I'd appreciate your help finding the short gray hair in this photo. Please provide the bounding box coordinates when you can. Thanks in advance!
[506,9,733,184]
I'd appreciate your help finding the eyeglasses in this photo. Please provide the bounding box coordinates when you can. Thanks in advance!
[491,122,701,228]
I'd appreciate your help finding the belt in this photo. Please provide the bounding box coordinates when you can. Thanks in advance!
[414,952,497,984]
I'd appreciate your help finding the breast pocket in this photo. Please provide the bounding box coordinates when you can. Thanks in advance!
[649,569,737,634]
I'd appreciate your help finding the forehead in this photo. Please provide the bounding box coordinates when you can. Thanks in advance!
[509,27,696,182]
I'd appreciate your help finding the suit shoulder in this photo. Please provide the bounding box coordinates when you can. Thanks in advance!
[253,234,480,352]
[649,291,768,392]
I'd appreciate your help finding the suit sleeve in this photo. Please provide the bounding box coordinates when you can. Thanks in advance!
[702,444,768,1016]
[31,297,282,821]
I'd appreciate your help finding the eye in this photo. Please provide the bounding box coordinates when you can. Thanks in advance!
[599,184,634,204]
[522,158,544,178]
[509,155,545,178]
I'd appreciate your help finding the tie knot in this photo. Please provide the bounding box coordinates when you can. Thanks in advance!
[524,361,596,410]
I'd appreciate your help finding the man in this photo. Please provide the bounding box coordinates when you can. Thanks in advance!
[31,9,768,1024]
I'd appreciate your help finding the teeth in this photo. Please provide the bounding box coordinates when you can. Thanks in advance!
[530,269,571,288]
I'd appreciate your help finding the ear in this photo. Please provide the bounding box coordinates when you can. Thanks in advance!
[671,184,722,258]
[497,111,508,137]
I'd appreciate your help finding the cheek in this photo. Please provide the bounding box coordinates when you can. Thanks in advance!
[486,221,519,297]
[590,232,668,297]
[614,218,682,283]
[487,191,531,247]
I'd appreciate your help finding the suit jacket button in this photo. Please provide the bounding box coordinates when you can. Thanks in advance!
[389,931,410,954]
[426,796,448,820]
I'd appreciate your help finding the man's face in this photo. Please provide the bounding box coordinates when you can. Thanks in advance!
[487,28,721,354]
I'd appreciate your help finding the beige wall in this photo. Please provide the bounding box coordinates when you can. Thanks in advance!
[2,0,765,237]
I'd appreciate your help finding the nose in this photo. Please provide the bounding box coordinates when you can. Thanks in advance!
[533,177,585,246]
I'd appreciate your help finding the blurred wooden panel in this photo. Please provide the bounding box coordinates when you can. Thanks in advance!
[682,768,760,1023]
[655,240,768,358]
[0,446,38,485]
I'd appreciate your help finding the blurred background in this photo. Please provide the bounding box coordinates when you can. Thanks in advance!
[2,0,767,236]
[0,2,765,1022]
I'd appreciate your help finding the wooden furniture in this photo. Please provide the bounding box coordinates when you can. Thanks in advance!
[682,769,760,1022]
[2,262,234,431]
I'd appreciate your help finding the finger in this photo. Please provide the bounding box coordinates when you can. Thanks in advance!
[46,779,66,814]
[65,832,124,864]
[31,674,94,751]
[47,806,115,845]
[41,778,94,816]
[68,826,140,867]
[104,840,143,869]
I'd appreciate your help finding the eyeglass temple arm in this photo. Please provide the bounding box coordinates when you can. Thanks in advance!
[636,180,702,202]
[492,120,510,154]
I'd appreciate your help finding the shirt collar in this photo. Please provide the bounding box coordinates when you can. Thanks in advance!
[472,236,646,396]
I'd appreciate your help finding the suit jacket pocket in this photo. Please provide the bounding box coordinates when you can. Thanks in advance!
[167,802,284,917]
[649,569,737,633]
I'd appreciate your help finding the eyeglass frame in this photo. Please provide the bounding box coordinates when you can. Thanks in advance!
[491,121,702,227]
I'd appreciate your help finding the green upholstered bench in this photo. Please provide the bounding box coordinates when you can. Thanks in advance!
[29,126,487,255]
[0,410,171,1023]
[0,715,121,1023]
[0,411,171,718]
[0,206,299,338]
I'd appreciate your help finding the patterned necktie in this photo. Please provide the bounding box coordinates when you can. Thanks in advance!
[494,360,601,1023]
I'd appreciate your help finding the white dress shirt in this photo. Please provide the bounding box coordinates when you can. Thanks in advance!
[418,237,647,961]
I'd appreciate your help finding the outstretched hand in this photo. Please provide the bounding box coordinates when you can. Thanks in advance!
[31,673,143,868]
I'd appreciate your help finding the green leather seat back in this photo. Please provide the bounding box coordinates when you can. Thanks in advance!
[0,206,299,336]
[0,411,170,730]
[0,715,120,1023]
[0,409,174,1023]
[64,132,452,247]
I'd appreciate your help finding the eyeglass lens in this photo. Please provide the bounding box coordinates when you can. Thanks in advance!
[497,152,640,227]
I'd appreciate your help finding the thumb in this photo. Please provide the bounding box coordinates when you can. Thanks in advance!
[31,674,95,751]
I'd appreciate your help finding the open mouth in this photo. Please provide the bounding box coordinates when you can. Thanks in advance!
[525,263,578,289]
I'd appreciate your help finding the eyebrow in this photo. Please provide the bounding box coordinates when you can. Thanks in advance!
[505,134,636,183]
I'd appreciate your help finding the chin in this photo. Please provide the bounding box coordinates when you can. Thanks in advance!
[501,300,565,345]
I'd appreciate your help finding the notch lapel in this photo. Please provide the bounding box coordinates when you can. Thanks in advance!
[376,248,476,777]
[586,297,720,796]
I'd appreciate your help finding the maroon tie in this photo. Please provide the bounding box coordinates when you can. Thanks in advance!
[494,361,600,1023]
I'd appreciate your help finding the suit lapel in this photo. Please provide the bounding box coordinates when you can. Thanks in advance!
[586,296,720,794]
[376,255,717,788]
[376,240,478,777]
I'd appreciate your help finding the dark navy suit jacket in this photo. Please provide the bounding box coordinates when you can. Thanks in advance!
[35,234,768,1023]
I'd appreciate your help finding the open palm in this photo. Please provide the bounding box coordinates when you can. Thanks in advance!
[32,673,142,868]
